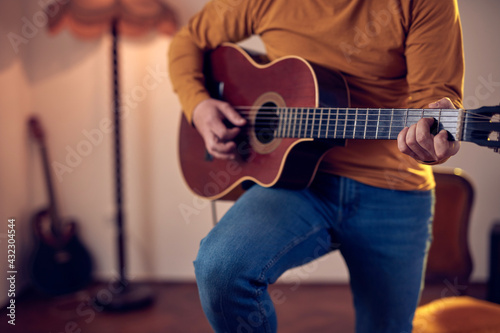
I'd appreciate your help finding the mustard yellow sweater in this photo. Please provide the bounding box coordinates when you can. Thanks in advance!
[168,0,464,191]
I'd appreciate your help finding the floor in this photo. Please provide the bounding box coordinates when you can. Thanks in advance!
[0,281,488,333]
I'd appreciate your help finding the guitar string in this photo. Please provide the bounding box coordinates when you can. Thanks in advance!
[233,109,493,121]
[226,107,497,139]
[234,116,493,126]
[236,113,494,136]
[231,107,494,122]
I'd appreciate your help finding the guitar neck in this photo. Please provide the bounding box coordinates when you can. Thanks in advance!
[273,107,464,141]
[39,143,62,232]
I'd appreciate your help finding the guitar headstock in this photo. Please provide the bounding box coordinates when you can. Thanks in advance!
[28,116,45,143]
[463,105,500,154]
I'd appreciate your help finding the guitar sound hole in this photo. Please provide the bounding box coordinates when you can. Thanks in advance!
[255,102,279,144]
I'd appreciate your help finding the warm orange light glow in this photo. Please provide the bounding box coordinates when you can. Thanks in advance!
[46,0,178,39]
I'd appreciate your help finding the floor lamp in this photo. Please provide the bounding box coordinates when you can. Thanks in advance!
[47,0,177,311]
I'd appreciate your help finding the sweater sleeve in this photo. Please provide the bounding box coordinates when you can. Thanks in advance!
[404,0,464,109]
[168,0,266,123]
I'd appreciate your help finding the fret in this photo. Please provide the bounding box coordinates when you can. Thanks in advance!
[292,108,297,138]
[334,108,339,139]
[277,107,283,138]
[407,109,424,128]
[304,108,311,138]
[312,108,317,138]
[301,108,308,138]
[320,108,325,138]
[365,108,380,139]
[276,108,282,137]
[295,108,300,137]
[274,107,279,137]
[359,108,371,139]
[309,108,313,138]
[298,108,303,138]
[375,108,381,139]
[382,109,392,139]
[363,109,368,139]
[304,108,308,138]
[389,109,394,139]
[326,108,331,139]
[353,108,358,139]
[312,108,316,138]
[287,108,291,137]
[280,109,285,138]
[314,108,318,138]
[438,108,442,132]
[285,108,290,137]
[286,108,292,137]
[311,108,314,137]
[404,109,409,128]
[343,109,348,138]
[302,109,309,138]
[281,108,286,138]
[311,108,319,138]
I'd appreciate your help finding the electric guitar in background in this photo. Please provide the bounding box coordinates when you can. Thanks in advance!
[29,116,93,296]
[178,43,500,200]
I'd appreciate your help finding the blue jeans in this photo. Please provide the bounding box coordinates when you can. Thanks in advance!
[194,173,434,333]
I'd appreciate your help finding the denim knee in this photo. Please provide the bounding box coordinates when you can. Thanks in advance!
[193,237,246,306]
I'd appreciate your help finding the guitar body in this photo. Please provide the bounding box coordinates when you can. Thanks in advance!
[179,44,349,200]
[31,210,93,296]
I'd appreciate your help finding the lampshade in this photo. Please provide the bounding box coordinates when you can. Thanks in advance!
[47,0,178,38]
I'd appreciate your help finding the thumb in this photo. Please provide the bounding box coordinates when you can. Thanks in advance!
[218,102,247,126]
[428,97,455,109]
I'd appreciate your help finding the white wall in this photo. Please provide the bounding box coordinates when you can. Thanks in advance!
[442,0,500,281]
[0,0,36,307]
[0,1,499,307]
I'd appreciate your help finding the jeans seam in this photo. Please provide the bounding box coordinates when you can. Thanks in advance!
[252,225,325,332]
[256,225,325,284]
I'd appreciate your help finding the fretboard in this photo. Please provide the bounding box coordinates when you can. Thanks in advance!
[274,107,462,140]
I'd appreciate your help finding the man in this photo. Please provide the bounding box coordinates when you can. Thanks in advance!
[168,0,464,332]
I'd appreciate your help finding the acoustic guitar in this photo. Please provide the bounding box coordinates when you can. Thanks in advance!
[29,116,93,296]
[178,43,500,200]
